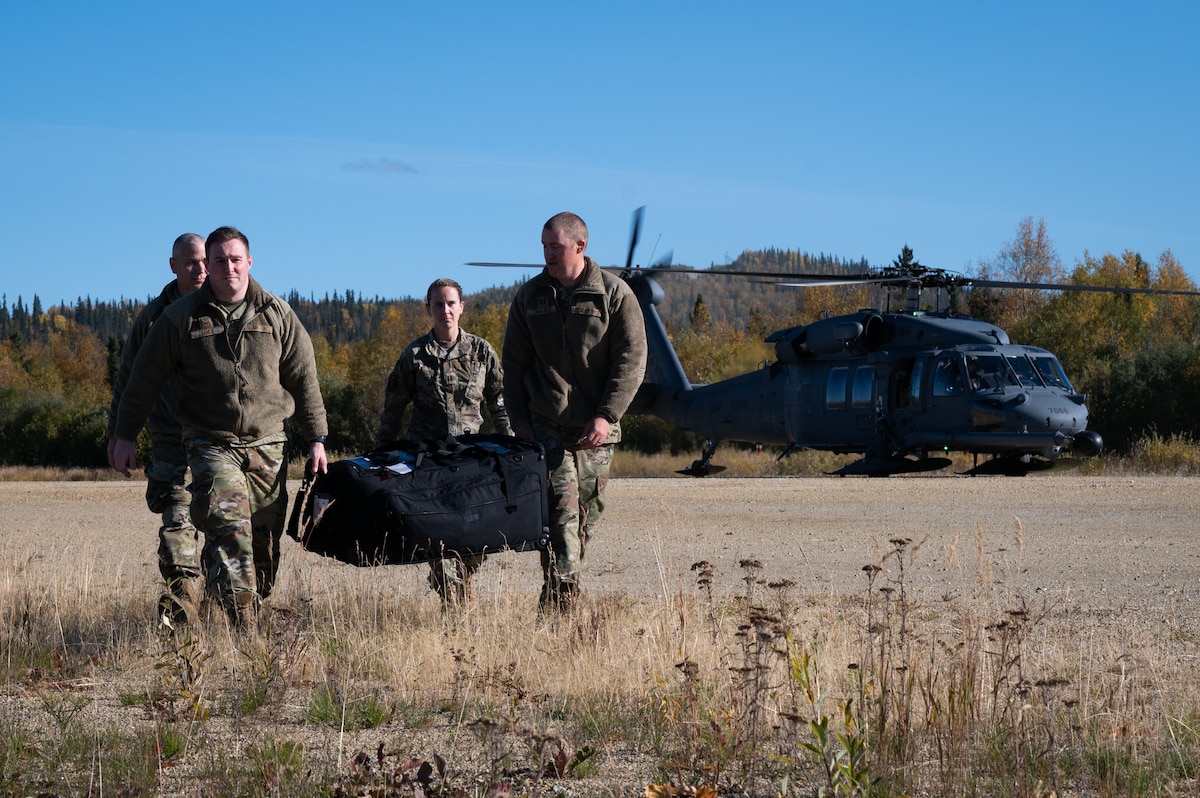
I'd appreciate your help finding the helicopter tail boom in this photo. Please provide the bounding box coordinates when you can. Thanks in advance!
[627,272,694,420]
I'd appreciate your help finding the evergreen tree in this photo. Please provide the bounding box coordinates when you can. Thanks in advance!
[106,335,123,388]
[688,294,713,334]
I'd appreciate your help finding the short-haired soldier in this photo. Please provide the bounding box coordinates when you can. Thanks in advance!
[106,232,208,626]
[111,226,329,630]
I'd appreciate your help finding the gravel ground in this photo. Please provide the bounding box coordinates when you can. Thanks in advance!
[5,475,1195,610]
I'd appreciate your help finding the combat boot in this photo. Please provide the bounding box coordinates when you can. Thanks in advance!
[460,573,477,609]
[157,576,203,628]
[538,577,579,615]
[430,559,475,611]
[174,576,203,626]
[228,591,260,634]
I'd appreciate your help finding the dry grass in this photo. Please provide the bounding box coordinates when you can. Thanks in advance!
[609,438,1199,479]
[4,433,1199,483]
[0,464,127,482]
[3,521,1199,797]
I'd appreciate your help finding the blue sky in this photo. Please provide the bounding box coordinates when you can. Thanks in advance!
[2,2,1197,307]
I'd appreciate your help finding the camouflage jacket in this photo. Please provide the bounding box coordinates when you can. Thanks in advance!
[106,280,184,442]
[502,257,647,430]
[375,330,511,446]
[114,277,327,446]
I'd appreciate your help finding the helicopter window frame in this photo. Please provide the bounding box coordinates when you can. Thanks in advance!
[825,367,849,410]
[1031,355,1074,392]
[852,366,875,409]
[1005,354,1044,388]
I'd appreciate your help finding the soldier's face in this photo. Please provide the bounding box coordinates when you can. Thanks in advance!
[170,241,208,295]
[207,239,253,303]
[427,285,463,341]
[542,227,586,286]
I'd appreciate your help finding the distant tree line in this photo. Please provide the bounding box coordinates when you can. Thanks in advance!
[2,225,1199,467]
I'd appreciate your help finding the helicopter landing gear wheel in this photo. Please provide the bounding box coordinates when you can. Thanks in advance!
[677,439,726,477]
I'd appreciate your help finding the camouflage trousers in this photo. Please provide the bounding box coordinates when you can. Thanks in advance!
[145,437,200,585]
[185,437,288,609]
[531,416,618,588]
[428,554,486,604]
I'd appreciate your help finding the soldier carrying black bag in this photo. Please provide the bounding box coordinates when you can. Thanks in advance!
[371,277,513,606]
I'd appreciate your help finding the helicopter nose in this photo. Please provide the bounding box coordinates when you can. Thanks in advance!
[1071,430,1103,458]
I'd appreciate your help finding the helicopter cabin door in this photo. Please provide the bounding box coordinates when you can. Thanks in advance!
[820,363,878,449]
[886,358,924,444]
[886,354,976,450]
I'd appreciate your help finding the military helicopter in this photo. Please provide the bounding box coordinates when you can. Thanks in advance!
[474,209,1200,477]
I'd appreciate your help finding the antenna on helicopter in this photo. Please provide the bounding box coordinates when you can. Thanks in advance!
[645,233,662,269]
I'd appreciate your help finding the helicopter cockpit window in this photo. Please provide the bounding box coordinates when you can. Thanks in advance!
[1005,354,1044,387]
[826,367,848,409]
[932,357,965,397]
[964,354,1019,392]
[1031,355,1074,392]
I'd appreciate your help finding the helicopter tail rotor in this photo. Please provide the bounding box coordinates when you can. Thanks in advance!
[625,206,645,271]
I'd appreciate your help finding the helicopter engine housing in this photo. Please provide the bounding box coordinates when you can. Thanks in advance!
[772,312,887,363]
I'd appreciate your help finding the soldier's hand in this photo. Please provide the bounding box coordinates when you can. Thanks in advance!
[578,416,610,449]
[309,441,328,475]
[111,438,138,478]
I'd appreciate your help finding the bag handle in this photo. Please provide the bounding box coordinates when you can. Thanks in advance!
[286,459,315,541]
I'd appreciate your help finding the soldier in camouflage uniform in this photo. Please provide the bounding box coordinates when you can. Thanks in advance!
[112,227,328,630]
[376,277,511,606]
[503,212,647,613]
[106,233,208,626]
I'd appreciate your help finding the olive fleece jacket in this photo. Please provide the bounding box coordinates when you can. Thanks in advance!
[114,277,327,446]
[502,258,647,430]
[105,280,185,443]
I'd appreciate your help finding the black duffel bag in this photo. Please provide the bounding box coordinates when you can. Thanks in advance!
[288,434,549,566]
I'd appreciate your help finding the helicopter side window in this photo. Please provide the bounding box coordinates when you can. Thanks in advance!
[1031,355,1075,391]
[852,367,875,409]
[825,367,848,409]
[965,354,1018,392]
[932,357,965,397]
[1005,354,1044,387]
[908,360,925,406]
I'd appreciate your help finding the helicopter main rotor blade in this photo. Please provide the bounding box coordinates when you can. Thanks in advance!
[966,277,1200,297]
[465,262,805,276]
[467,260,1200,299]
[764,277,912,288]
[650,249,674,269]
[628,265,881,279]
[467,261,545,269]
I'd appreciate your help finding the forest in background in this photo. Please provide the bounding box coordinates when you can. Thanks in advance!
[2,218,1199,466]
